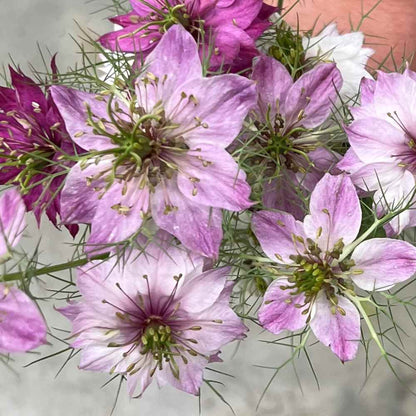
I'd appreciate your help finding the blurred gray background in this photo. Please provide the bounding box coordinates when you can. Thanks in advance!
[1,1,416,415]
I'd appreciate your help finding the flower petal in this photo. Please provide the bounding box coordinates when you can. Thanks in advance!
[60,158,113,224]
[87,178,149,252]
[51,86,118,152]
[180,281,247,353]
[166,75,256,149]
[351,238,416,291]
[303,174,361,252]
[251,210,305,263]
[283,63,342,129]
[0,189,26,258]
[175,148,252,211]
[310,293,360,362]
[345,118,407,164]
[177,267,229,314]
[258,279,308,334]
[151,178,223,258]
[0,285,47,353]
[252,56,293,122]
[138,25,203,111]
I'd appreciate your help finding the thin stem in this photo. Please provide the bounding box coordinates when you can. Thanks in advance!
[345,292,385,354]
[1,253,109,282]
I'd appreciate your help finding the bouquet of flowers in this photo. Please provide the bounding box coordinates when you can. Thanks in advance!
[2,0,416,413]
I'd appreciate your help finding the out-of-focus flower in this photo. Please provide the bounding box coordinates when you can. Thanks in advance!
[0,64,78,236]
[99,0,276,72]
[59,235,247,396]
[252,173,416,361]
[302,23,374,101]
[250,56,342,218]
[0,188,25,260]
[0,188,47,353]
[338,70,416,234]
[53,25,255,258]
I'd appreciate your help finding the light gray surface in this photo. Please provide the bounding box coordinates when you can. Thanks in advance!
[1,1,416,415]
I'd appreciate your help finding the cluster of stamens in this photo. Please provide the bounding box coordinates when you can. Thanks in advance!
[101,273,222,381]
[79,73,211,209]
[0,108,60,192]
[274,235,356,318]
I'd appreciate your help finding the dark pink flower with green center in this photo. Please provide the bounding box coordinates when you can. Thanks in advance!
[59,235,246,396]
[0,189,47,353]
[53,25,256,257]
[252,173,416,361]
[0,64,78,236]
[99,0,276,72]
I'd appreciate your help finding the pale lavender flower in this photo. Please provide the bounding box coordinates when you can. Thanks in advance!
[59,235,246,396]
[339,70,416,234]
[251,56,342,218]
[0,188,47,353]
[252,173,416,361]
[52,25,256,257]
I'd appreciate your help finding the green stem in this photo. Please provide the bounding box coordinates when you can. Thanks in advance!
[278,0,284,11]
[1,253,109,283]
[345,291,386,355]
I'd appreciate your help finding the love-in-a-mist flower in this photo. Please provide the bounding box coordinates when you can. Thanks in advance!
[338,69,416,234]
[0,64,77,235]
[250,56,342,218]
[302,23,374,101]
[252,173,416,361]
[0,188,47,353]
[99,0,276,71]
[59,235,246,396]
[52,25,255,257]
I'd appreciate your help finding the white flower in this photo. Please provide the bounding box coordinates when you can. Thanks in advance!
[302,23,374,101]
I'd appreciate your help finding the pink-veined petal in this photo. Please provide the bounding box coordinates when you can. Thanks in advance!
[351,238,416,291]
[310,293,360,362]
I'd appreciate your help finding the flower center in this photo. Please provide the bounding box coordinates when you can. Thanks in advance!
[286,256,333,300]
[141,320,174,363]
[84,93,191,189]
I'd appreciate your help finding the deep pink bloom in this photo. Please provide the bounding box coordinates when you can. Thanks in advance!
[0,64,78,236]
[338,70,416,234]
[251,56,342,219]
[99,0,276,71]
[0,189,47,353]
[53,26,256,257]
[59,235,247,396]
[252,173,416,361]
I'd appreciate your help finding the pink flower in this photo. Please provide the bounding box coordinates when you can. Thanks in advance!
[0,189,47,353]
[59,235,247,396]
[0,64,78,236]
[252,173,416,361]
[52,25,256,257]
[339,70,416,234]
[99,0,276,71]
[251,56,342,219]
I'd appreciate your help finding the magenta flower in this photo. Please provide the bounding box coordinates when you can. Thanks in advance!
[338,70,416,234]
[0,189,47,353]
[252,173,416,361]
[52,25,256,257]
[0,65,77,235]
[59,236,247,396]
[99,0,276,71]
[251,56,342,218]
